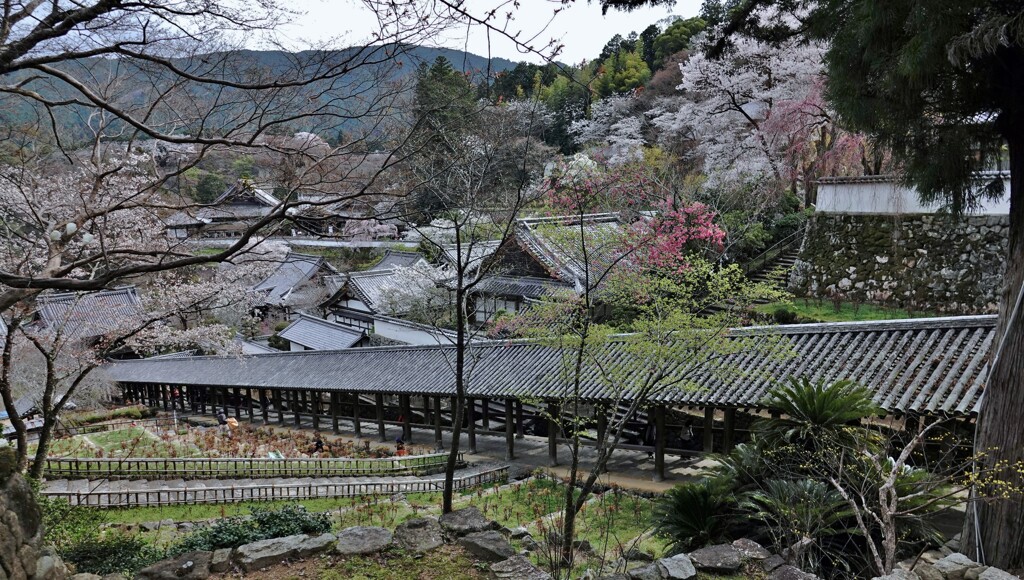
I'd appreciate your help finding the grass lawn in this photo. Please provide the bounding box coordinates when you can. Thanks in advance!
[460,477,574,528]
[756,300,942,323]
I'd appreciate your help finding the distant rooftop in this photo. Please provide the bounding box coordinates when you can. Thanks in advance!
[277,314,366,350]
[36,287,143,339]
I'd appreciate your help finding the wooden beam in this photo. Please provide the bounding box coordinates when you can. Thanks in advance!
[548,402,559,467]
[505,399,515,461]
[375,393,386,442]
[722,408,736,452]
[703,407,715,453]
[352,392,362,437]
[400,394,412,442]
[653,406,667,482]
[467,398,477,454]
[433,395,443,450]
[515,400,524,439]
[331,392,339,434]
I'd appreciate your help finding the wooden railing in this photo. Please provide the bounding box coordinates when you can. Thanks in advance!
[41,452,462,480]
[41,465,508,508]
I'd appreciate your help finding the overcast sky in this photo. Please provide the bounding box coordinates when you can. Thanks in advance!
[272,0,703,65]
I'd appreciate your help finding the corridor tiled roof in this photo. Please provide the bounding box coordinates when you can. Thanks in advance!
[106,315,996,416]
[36,287,143,338]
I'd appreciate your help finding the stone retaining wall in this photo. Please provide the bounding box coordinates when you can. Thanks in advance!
[789,213,1009,313]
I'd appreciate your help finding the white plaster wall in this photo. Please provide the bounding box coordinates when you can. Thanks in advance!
[817,176,1010,215]
[374,319,456,346]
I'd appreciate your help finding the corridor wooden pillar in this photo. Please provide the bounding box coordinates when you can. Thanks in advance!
[481,399,489,431]
[293,390,302,427]
[653,405,667,482]
[161,385,169,411]
[312,392,321,431]
[330,392,339,433]
[422,396,430,426]
[433,396,443,450]
[274,390,284,424]
[703,407,715,453]
[352,393,362,437]
[400,395,412,442]
[232,387,241,419]
[200,387,207,414]
[548,401,559,467]
[467,397,477,454]
[375,393,386,442]
[260,390,269,423]
[515,401,524,439]
[722,408,736,453]
[246,388,254,421]
[504,399,515,461]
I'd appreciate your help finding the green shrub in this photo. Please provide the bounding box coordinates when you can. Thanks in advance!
[653,479,738,554]
[169,503,331,555]
[772,305,798,325]
[169,516,260,555]
[61,534,163,576]
[40,496,103,552]
[250,504,331,537]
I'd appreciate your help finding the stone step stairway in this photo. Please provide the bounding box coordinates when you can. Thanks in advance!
[41,461,507,508]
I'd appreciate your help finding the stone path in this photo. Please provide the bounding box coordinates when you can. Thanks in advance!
[42,461,506,507]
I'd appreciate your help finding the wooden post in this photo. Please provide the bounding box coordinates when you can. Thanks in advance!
[352,393,362,437]
[246,388,254,421]
[200,387,207,414]
[400,395,412,442]
[653,405,667,482]
[375,393,386,442]
[260,390,269,423]
[275,390,284,424]
[294,390,302,427]
[161,385,169,411]
[722,408,736,452]
[703,407,715,453]
[433,395,443,450]
[481,398,490,431]
[233,387,241,419]
[331,392,339,434]
[423,396,430,426]
[505,399,515,461]
[312,392,321,431]
[467,398,477,454]
[548,401,559,467]
[515,400,524,439]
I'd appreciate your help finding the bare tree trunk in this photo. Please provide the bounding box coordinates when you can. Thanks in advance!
[0,318,26,471]
[965,126,1024,568]
[442,287,468,514]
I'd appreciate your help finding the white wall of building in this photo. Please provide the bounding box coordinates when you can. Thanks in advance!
[816,174,1010,215]
[373,318,456,346]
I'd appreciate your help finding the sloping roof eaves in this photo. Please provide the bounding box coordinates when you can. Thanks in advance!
[277,315,365,350]
[368,251,425,271]
[106,315,996,416]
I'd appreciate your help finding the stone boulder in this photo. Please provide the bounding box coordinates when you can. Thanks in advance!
[627,563,662,580]
[658,554,698,579]
[394,518,444,553]
[70,575,102,580]
[439,507,499,537]
[35,547,71,580]
[335,526,393,556]
[933,553,979,580]
[459,531,516,563]
[489,555,552,579]
[508,527,531,540]
[771,564,818,580]
[732,538,772,560]
[978,568,1021,580]
[1,471,45,580]
[135,551,212,580]
[233,533,337,572]
[209,549,232,573]
[872,571,920,580]
[688,544,743,574]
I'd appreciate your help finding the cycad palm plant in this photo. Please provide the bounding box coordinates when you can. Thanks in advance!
[759,377,882,457]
